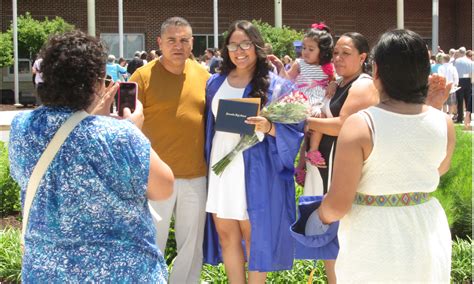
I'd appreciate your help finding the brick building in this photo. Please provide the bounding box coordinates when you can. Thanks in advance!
[1,0,472,58]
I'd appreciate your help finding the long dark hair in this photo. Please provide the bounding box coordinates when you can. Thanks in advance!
[221,20,272,106]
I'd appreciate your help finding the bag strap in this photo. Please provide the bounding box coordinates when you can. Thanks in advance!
[21,110,89,245]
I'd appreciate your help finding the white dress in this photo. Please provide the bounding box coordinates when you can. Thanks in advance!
[205,79,249,220]
[303,96,333,196]
[335,106,452,283]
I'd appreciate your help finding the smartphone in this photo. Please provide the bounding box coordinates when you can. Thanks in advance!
[117,82,137,116]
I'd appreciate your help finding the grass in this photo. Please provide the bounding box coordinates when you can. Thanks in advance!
[0,124,471,283]
[450,236,473,283]
[432,126,472,239]
[1,226,470,283]
[0,227,22,284]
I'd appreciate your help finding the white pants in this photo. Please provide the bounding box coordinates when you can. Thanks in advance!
[148,177,207,284]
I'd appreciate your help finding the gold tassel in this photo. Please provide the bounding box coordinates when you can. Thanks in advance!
[307,268,316,284]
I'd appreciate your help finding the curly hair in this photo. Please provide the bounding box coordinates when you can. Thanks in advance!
[221,20,272,107]
[305,23,334,65]
[38,30,107,110]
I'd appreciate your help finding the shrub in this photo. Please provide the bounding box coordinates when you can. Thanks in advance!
[266,260,327,283]
[0,12,74,67]
[0,142,21,217]
[0,227,22,284]
[251,20,305,59]
[201,263,228,282]
[0,33,13,68]
[164,219,177,267]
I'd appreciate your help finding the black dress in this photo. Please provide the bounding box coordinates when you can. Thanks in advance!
[317,74,367,193]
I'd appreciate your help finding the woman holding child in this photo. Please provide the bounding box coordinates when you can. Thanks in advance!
[271,31,378,283]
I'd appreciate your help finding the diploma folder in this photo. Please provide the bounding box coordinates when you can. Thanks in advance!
[215,98,260,135]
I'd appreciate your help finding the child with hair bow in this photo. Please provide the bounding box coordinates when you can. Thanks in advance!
[269,22,335,179]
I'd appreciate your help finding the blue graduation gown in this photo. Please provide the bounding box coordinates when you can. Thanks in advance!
[203,73,304,271]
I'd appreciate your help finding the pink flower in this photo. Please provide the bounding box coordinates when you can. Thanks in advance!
[306,150,327,168]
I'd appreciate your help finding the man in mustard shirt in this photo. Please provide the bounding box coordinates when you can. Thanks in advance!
[130,17,210,283]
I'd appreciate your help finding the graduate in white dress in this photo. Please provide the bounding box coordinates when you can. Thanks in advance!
[204,20,304,284]
[316,29,456,283]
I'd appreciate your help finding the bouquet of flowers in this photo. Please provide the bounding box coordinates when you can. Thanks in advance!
[212,90,311,175]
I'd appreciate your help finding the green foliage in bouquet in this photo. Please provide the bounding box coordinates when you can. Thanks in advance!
[212,135,260,176]
[212,91,309,176]
[260,101,310,124]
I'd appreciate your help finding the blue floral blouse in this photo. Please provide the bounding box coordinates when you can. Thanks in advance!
[9,107,167,283]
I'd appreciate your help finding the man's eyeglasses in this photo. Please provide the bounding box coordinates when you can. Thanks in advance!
[98,76,114,87]
[227,41,253,52]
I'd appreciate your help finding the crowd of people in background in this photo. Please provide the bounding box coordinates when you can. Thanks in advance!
[99,42,473,134]
[430,46,473,129]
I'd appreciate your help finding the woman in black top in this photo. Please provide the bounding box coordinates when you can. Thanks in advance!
[305,32,379,284]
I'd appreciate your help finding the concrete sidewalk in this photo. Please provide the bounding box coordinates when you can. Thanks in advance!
[0,110,31,143]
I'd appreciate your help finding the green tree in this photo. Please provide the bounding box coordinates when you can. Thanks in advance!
[251,20,304,59]
[0,12,74,67]
[0,33,13,67]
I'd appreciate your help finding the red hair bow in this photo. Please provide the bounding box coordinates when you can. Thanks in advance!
[311,23,327,30]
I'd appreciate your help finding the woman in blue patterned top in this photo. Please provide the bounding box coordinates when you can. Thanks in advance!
[8,30,174,283]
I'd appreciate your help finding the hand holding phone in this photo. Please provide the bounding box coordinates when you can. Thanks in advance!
[118,82,137,117]
[122,100,144,129]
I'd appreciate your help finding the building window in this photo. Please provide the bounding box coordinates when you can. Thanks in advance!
[193,34,224,58]
[100,33,145,60]
[8,59,31,76]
